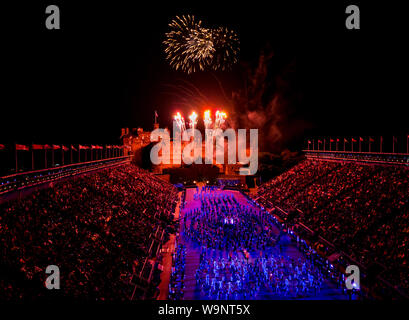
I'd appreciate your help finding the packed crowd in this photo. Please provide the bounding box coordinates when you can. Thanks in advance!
[183,188,277,251]
[196,247,325,299]
[0,164,178,300]
[168,244,186,300]
[257,159,409,294]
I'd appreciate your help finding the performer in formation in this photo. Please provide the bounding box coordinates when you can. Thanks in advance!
[179,187,327,299]
[196,246,324,299]
[183,187,277,251]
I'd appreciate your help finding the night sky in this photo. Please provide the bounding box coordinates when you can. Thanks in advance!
[2,1,408,148]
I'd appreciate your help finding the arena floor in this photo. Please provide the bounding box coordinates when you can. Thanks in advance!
[176,187,348,300]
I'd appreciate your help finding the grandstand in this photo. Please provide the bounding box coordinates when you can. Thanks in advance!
[0,163,178,301]
[1,143,408,301]
[256,153,409,298]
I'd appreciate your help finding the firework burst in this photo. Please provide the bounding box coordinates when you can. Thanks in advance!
[164,15,239,74]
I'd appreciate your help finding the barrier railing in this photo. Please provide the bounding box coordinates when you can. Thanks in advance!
[304,150,409,166]
[0,156,131,196]
[251,194,409,299]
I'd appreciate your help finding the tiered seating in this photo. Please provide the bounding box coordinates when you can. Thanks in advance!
[257,159,409,294]
[0,164,178,300]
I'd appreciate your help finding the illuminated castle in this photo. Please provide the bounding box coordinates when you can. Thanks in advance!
[121,122,245,177]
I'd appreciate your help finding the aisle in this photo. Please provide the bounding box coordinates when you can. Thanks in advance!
[181,240,201,300]
[157,192,181,300]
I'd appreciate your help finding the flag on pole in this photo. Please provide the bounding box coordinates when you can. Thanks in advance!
[32,144,44,150]
[351,138,356,152]
[369,137,374,152]
[62,145,69,151]
[16,144,29,151]
[44,144,52,150]
[155,110,158,124]
[52,145,60,150]
[0,144,5,150]
[393,136,397,153]
[71,145,77,151]
[79,145,89,150]
[407,134,409,154]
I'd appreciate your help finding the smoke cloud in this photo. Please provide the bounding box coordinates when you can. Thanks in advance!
[229,49,307,152]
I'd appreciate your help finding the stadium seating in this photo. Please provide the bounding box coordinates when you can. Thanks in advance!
[0,164,178,300]
[257,159,409,294]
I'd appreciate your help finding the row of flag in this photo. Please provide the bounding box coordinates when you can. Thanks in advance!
[0,144,129,173]
[5,144,125,151]
[310,137,377,144]
[307,135,409,153]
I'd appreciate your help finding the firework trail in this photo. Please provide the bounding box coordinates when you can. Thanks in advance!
[174,112,186,133]
[203,110,212,129]
[188,111,198,130]
[164,15,239,74]
[210,27,240,71]
[215,110,227,129]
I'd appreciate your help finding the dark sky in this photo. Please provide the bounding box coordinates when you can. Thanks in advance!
[2,1,408,147]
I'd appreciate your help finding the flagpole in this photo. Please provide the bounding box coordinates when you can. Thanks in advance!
[393,137,395,154]
[343,139,345,152]
[78,145,81,163]
[380,136,383,153]
[15,143,18,173]
[31,145,35,170]
[52,148,55,167]
[71,146,73,164]
[369,137,371,153]
[45,149,47,169]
